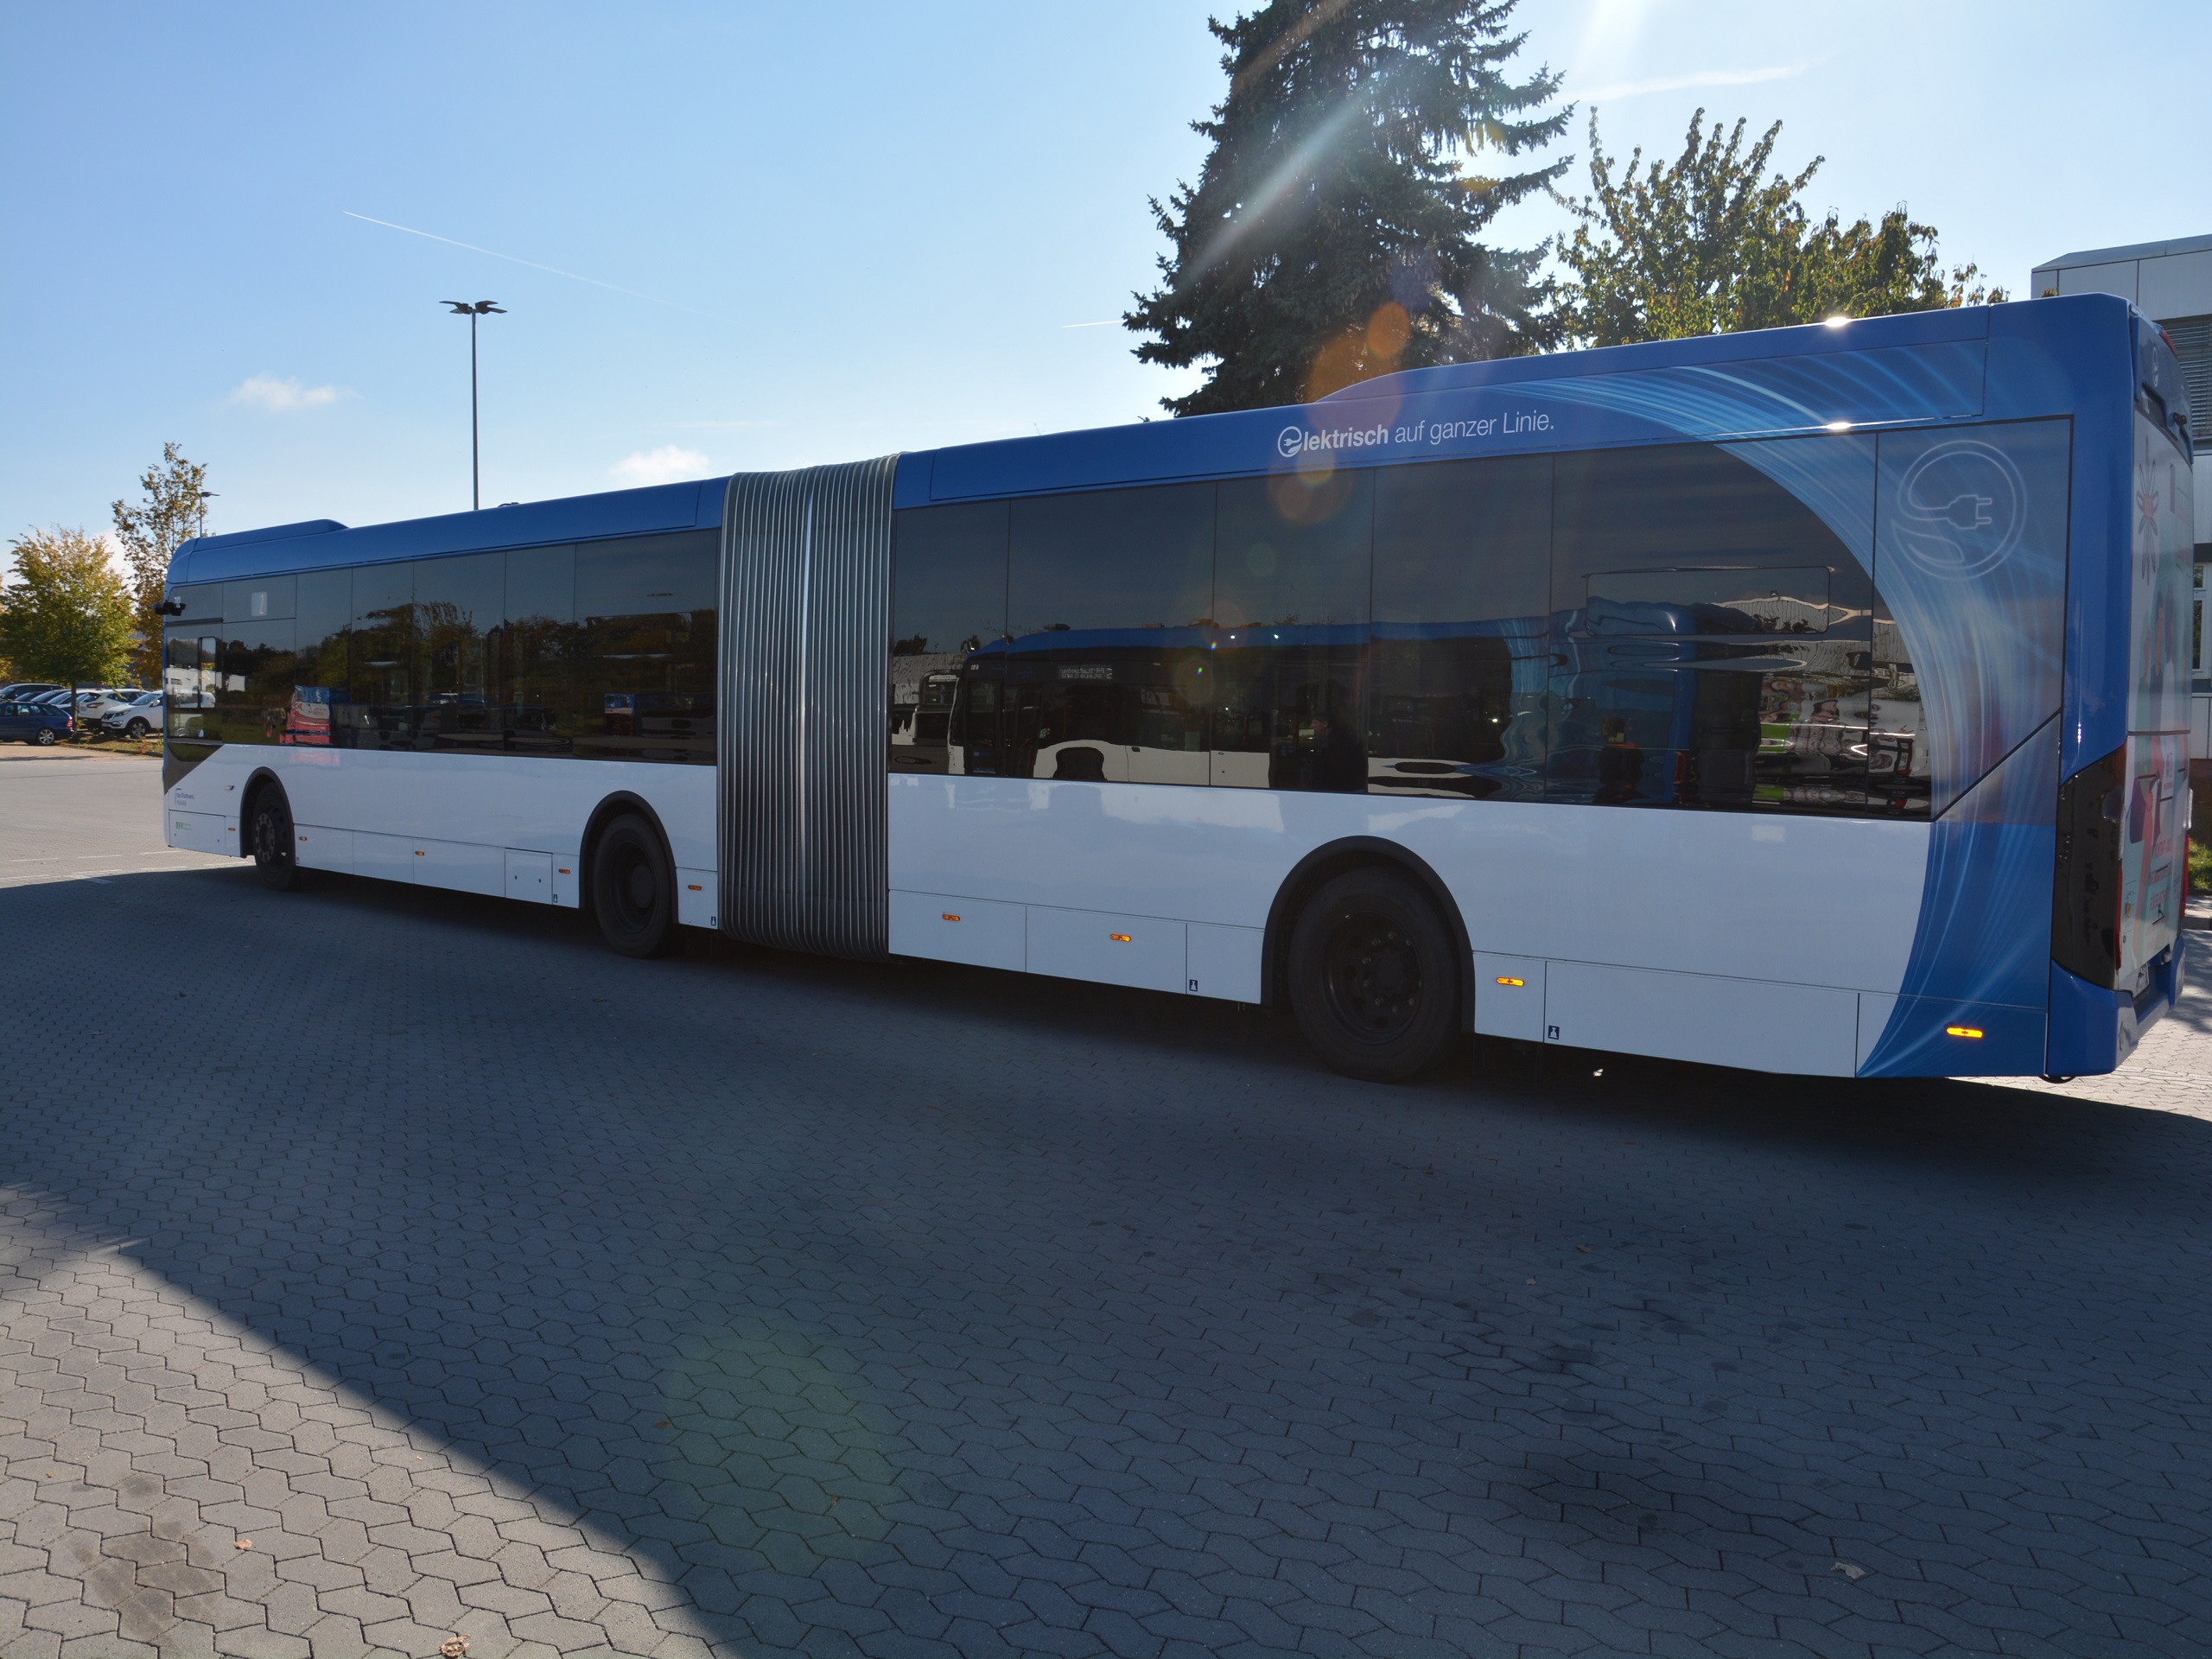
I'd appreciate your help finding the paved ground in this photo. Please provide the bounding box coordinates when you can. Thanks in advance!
[3,755,2209,1659]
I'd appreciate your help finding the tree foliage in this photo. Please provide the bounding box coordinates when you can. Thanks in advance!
[1555,111,2002,347]
[1127,0,1570,416]
[0,528,136,690]
[111,442,207,683]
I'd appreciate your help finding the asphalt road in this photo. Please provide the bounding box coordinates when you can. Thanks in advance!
[3,752,2209,1658]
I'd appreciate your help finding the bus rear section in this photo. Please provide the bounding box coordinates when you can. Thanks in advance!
[2049,312,2195,1074]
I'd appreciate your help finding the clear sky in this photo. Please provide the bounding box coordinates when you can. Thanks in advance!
[3,0,2206,566]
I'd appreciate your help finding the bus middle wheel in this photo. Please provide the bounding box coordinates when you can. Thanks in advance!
[1287,867,1459,1083]
[591,813,677,958]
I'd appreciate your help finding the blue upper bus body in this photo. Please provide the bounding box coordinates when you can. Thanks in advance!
[167,296,2192,1079]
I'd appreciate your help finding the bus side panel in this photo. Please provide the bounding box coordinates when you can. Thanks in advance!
[164,747,718,897]
[887,777,1933,1070]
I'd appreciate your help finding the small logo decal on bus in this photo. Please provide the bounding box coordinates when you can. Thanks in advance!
[1892,441,2026,580]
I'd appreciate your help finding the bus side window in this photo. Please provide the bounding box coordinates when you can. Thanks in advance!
[950,664,1003,775]
[1370,454,1551,801]
[1548,437,1877,816]
[892,500,1007,774]
[1210,470,1371,791]
[574,531,718,764]
[1006,484,1213,787]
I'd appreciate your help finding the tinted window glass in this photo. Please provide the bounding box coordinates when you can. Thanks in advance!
[286,569,351,747]
[995,485,1214,785]
[1214,470,1371,629]
[505,543,576,756]
[413,551,504,753]
[1210,469,1372,790]
[575,531,717,763]
[1370,455,1550,800]
[343,562,417,750]
[211,623,298,746]
[1008,486,1213,635]
[1548,438,1875,813]
[167,585,222,623]
[163,631,218,742]
[224,575,296,623]
[893,502,1007,774]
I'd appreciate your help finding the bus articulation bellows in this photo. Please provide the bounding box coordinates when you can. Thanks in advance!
[161,296,2193,1082]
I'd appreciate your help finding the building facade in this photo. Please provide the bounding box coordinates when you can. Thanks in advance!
[2033,232,2212,817]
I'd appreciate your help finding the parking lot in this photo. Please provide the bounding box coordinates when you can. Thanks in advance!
[3,751,2210,1658]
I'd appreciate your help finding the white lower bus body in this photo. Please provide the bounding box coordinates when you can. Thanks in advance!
[168,745,1930,1077]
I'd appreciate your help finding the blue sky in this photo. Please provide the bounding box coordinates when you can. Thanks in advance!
[3,0,2206,565]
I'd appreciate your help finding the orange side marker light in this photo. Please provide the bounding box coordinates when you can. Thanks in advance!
[1109,933,1132,943]
[942,912,960,922]
[1945,1025,1984,1039]
[1495,976,1525,988]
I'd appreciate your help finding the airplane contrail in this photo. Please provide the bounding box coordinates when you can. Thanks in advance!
[341,211,730,322]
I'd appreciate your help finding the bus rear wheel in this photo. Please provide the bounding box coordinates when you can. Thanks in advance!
[249,785,302,891]
[1287,868,1459,1083]
[591,814,677,957]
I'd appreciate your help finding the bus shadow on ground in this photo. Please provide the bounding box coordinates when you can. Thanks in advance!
[6,866,2212,1655]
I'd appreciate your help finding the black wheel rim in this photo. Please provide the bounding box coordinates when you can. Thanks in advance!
[1321,911,1423,1044]
[254,810,287,866]
[607,842,658,933]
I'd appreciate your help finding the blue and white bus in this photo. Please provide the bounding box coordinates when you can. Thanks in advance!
[161,296,2192,1083]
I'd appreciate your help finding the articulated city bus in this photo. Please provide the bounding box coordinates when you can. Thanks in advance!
[161,296,2192,1082]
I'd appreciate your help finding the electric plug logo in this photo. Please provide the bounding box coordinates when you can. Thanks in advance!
[1891,441,2026,580]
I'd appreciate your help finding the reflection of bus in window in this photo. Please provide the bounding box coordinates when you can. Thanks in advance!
[160,296,2190,1085]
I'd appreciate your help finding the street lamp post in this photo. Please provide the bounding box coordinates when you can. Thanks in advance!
[194,491,217,539]
[441,299,506,510]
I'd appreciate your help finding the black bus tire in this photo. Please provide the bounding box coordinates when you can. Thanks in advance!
[591,813,677,958]
[248,785,302,892]
[1287,868,1459,1083]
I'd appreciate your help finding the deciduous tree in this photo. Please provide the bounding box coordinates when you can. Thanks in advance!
[111,442,207,683]
[1128,0,1570,416]
[0,529,136,699]
[1555,111,2001,347]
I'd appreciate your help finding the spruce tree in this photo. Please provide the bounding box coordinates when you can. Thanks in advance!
[1127,0,1569,417]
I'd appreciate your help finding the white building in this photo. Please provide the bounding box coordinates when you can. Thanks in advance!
[2031,232,2212,705]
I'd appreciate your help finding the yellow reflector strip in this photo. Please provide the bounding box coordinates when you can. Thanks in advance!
[941,912,960,922]
[1110,933,1133,943]
[1946,1025,1984,1039]
[1495,976,1525,988]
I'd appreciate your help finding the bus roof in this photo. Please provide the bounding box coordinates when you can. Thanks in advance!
[169,296,2135,588]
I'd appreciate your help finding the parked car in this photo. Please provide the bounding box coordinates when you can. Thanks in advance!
[0,700,73,745]
[0,683,60,701]
[98,690,165,739]
[78,690,149,732]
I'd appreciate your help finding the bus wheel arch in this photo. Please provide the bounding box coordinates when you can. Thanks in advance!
[580,792,679,957]
[1262,838,1472,1075]
[240,769,302,891]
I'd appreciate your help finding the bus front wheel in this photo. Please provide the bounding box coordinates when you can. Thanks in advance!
[591,814,677,958]
[248,785,302,892]
[1287,868,1459,1083]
